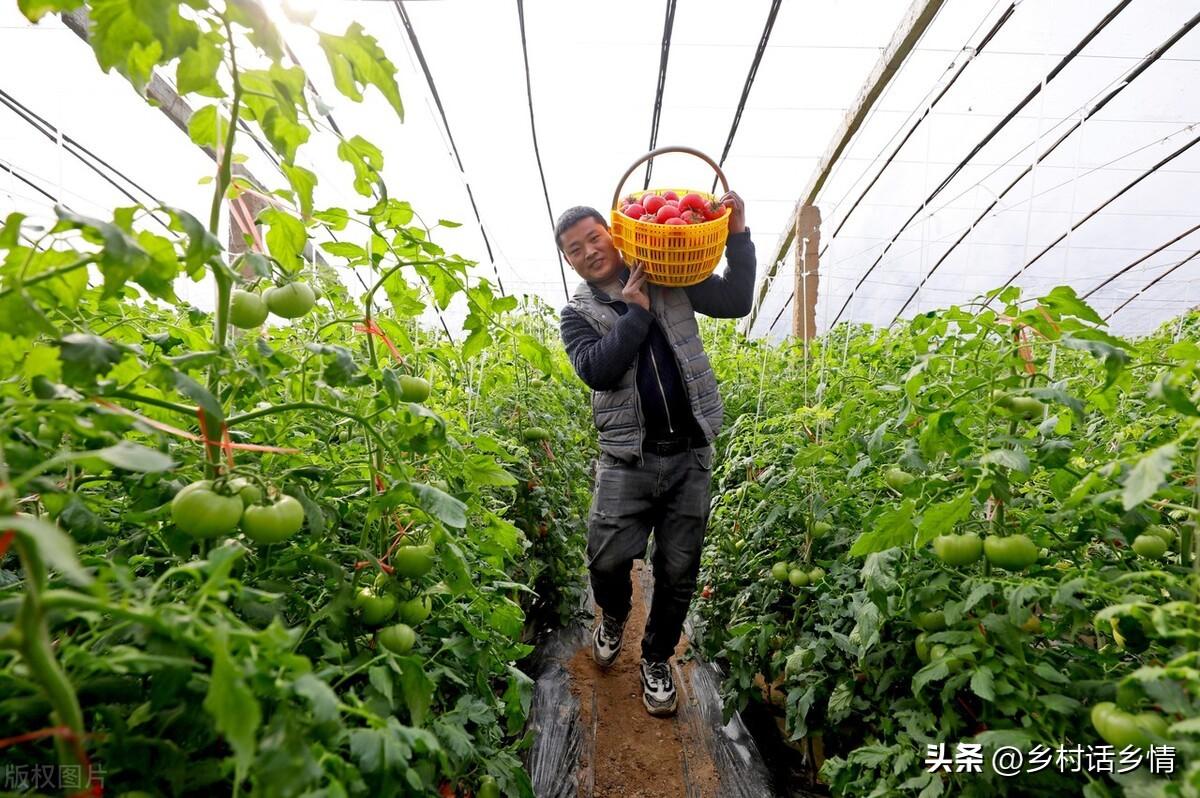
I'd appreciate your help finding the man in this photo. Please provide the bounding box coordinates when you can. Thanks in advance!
[556,192,755,716]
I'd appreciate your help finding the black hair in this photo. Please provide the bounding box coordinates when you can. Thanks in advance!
[554,206,607,250]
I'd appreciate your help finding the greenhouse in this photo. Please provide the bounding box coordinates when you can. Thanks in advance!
[0,1,1197,796]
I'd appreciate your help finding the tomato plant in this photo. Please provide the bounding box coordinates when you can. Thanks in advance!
[694,289,1200,797]
[0,4,595,796]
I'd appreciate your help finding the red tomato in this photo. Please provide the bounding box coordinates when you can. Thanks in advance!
[656,205,681,223]
[643,195,665,214]
[680,193,706,213]
[703,199,726,221]
[639,213,657,222]
[623,203,645,219]
[664,199,679,208]
[662,190,679,201]
[664,216,687,225]
[681,210,706,224]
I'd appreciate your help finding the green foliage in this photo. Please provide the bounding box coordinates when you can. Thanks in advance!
[694,296,1200,797]
[0,4,592,797]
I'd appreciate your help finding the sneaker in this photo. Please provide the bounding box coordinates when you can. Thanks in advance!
[640,658,678,716]
[591,611,626,668]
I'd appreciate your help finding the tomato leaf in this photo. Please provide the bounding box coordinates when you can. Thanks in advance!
[318,23,404,119]
[969,666,995,702]
[915,494,971,547]
[1122,443,1177,510]
[462,454,517,487]
[502,665,533,735]
[281,163,317,220]
[260,208,307,275]
[91,441,174,473]
[292,673,340,726]
[396,482,466,529]
[849,499,915,556]
[56,333,125,386]
[203,629,261,780]
[392,655,433,726]
[18,0,82,22]
[4,514,91,586]
[336,135,384,198]
[980,448,1030,474]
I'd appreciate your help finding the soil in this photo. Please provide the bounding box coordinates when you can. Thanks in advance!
[567,560,720,798]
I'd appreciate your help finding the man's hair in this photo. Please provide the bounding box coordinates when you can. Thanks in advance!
[554,206,607,250]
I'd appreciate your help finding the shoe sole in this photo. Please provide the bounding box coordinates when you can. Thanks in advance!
[642,691,678,716]
[592,627,622,668]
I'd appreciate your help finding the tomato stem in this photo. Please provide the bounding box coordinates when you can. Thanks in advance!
[12,537,87,771]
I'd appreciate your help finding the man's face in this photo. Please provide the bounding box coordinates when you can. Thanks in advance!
[560,217,623,284]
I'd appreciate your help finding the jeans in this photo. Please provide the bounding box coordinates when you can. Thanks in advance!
[586,445,714,662]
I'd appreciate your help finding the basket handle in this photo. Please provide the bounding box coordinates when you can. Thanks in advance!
[610,145,730,209]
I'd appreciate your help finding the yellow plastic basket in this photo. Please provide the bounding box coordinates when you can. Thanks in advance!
[609,146,731,288]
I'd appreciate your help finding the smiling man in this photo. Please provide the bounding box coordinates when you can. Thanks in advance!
[555,193,755,716]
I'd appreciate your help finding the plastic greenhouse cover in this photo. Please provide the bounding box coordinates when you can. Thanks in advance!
[1,1,1196,339]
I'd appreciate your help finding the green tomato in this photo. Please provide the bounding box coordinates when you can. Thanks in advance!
[240,495,305,544]
[399,375,431,403]
[1007,396,1046,419]
[932,533,983,566]
[807,567,825,583]
[884,467,915,491]
[788,567,809,587]
[915,632,931,664]
[929,643,950,661]
[770,561,790,582]
[983,534,1039,570]
[991,389,1015,409]
[226,477,263,508]
[477,776,500,798]
[265,282,316,319]
[812,520,833,538]
[1131,534,1167,560]
[378,623,417,654]
[522,426,551,442]
[392,543,436,579]
[355,588,397,626]
[397,594,433,625]
[229,290,268,328]
[171,480,243,539]
[914,611,946,632]
[1135,711,1169,740]
[1145,524,1175,545]
[1091,703,1158,749]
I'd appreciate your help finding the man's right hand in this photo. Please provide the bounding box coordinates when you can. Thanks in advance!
[622,262,651,311]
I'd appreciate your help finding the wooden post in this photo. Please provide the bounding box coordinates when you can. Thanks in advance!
[743,0,947,332]
[793,204,821,342]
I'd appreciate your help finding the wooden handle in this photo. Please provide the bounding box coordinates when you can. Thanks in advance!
[611,145,729,209]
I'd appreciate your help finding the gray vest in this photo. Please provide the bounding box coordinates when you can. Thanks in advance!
[567,281,724,463]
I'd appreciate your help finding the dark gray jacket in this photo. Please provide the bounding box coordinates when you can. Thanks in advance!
[559,231,756,463]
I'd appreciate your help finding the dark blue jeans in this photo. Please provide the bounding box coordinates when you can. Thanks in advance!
[586,445,714,662]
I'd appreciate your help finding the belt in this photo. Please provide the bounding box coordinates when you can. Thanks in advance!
[642,437,705,456]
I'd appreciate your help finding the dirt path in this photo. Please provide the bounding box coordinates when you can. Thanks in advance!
[567,561,720,798]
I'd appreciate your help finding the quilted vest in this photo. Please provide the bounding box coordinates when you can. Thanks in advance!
[567,280,724,464]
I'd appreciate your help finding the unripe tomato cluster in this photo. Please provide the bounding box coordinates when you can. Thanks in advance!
[771,560,825,588]
[170,477,304,544]
[353,538,441,658]
[229,281,319,330]
[619,190,726,226]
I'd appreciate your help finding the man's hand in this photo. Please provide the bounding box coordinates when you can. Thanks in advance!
[719,190,746,234]
[622,262,651,311]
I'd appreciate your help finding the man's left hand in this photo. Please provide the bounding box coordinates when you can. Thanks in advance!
[719,191,746,234]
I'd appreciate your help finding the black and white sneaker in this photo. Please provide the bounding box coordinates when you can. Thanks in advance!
[640,659,678,716]
[591,611,626,668]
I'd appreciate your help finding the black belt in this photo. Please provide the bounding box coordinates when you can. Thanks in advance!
[642,437,705,456]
